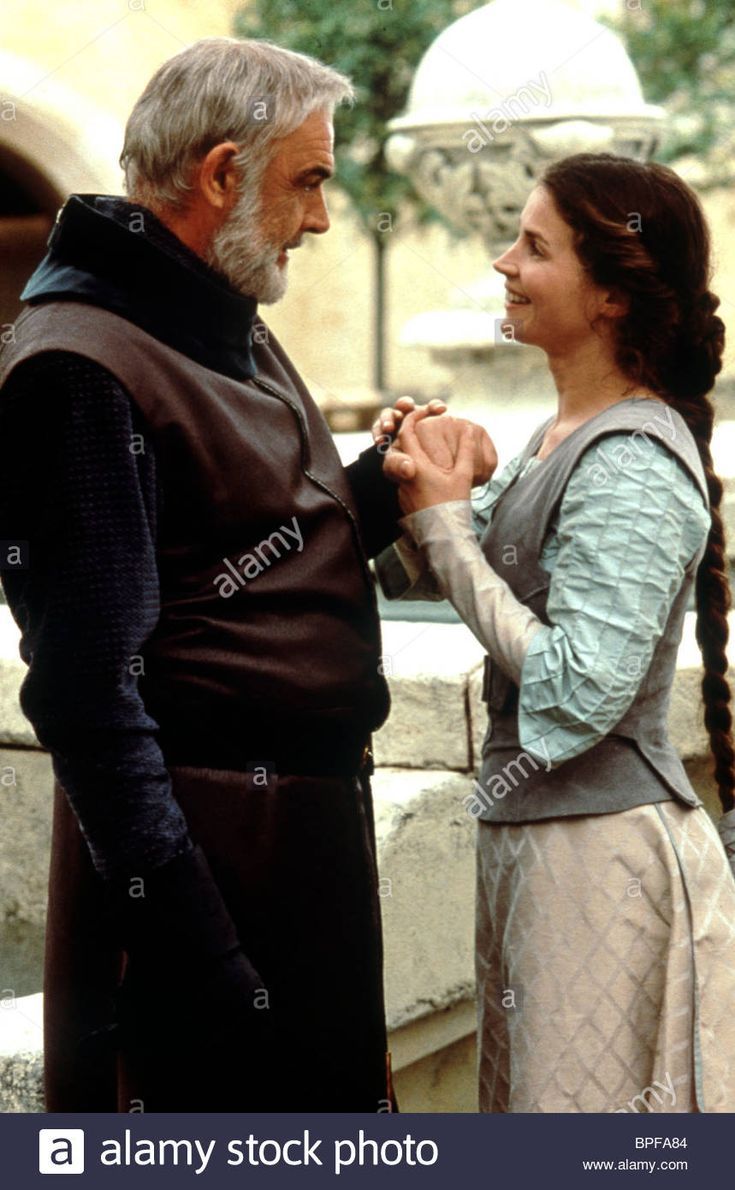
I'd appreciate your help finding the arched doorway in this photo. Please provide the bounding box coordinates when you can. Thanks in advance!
[0,144,59,329]
[0,55,122,329]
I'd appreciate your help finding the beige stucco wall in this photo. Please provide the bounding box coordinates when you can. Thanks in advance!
[1,0,244,119]
[2,0,735,396]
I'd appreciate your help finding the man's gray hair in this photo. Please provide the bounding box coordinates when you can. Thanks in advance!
[120,37,354,210]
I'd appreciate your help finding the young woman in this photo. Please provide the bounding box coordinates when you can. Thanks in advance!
[378,153,735,1113]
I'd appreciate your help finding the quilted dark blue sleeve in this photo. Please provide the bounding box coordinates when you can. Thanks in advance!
[0,350,192,878]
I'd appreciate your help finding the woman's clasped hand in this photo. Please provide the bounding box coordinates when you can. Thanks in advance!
[373,396,497,515]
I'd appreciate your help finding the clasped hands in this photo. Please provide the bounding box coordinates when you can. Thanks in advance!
[373,397,497,516]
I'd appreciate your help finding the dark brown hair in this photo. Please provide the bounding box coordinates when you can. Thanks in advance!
[542,152,733,813]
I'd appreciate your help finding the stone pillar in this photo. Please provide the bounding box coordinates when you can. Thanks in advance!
[386,0,664,415]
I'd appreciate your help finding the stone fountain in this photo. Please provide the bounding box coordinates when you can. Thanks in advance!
[386,0,664,428]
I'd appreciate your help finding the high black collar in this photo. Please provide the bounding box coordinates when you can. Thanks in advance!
[21,194,258,380]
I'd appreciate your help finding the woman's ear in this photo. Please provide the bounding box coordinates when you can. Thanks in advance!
[599,287,630,320]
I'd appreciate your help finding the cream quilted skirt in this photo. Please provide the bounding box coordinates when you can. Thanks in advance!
[476,800,735,1112]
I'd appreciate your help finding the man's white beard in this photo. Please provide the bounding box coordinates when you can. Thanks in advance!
[206,186,288,305]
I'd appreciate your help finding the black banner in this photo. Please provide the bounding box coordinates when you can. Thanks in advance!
[2,1110,729,1187]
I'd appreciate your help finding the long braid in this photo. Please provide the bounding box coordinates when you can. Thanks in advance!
[696,458,734,812]
[665,380,735,814]
[542,153,735,814]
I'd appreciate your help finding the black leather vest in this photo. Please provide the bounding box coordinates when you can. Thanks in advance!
[0,302,389,765]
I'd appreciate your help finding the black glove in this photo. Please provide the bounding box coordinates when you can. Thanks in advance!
[104,843,271,1059]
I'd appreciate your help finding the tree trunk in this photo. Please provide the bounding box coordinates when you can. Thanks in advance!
[372,230,386,394]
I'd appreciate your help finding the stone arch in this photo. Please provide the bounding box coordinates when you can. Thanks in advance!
[0,50,122,325]
[0,144,57,328]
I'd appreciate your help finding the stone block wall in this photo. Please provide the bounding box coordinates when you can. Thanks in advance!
[0,604,730,1112]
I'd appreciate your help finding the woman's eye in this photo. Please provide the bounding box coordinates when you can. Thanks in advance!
[529,239,544,257]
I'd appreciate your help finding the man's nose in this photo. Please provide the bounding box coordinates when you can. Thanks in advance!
[303,189,330,235]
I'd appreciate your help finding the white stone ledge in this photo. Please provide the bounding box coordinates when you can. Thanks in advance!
[0,611,34,748]
[374,621,480,770]
[0,605,730,1111]
[389,999,476,1073]
[374,767,476,1031]
[0,600,730,762]
[0,993,44,1113]
[0,764,479,1112]
[0,997,480,1110]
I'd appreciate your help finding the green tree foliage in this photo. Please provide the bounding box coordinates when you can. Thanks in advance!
[235,0,476,230]
[234,0,478,388]
[609,0,735,186]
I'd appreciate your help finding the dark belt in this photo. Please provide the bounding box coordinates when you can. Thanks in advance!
[159,728,374,779]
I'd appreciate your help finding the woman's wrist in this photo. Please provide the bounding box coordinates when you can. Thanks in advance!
[400,500,474,544]
[400,500,542,683]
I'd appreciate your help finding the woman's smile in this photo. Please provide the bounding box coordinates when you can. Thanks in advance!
[493,186,614,353]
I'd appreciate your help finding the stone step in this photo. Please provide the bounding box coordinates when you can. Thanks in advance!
[0,609,731,1111]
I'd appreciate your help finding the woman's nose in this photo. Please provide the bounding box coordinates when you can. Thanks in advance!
[492,246,517,275]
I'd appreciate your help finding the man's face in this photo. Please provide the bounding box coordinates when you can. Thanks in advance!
[207,109,334,304]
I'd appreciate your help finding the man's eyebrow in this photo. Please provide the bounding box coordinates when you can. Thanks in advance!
[296,165,333,182]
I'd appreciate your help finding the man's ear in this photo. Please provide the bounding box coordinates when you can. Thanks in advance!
[197,142,240,213]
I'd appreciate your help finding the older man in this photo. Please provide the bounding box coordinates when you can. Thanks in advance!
[0,38,416,1113]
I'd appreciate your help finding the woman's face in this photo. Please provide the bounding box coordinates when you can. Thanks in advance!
[493,185,612,355]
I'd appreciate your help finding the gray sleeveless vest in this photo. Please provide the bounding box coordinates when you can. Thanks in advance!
[475,399,710,823]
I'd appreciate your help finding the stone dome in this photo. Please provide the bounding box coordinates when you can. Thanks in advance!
[390,0,662,133]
